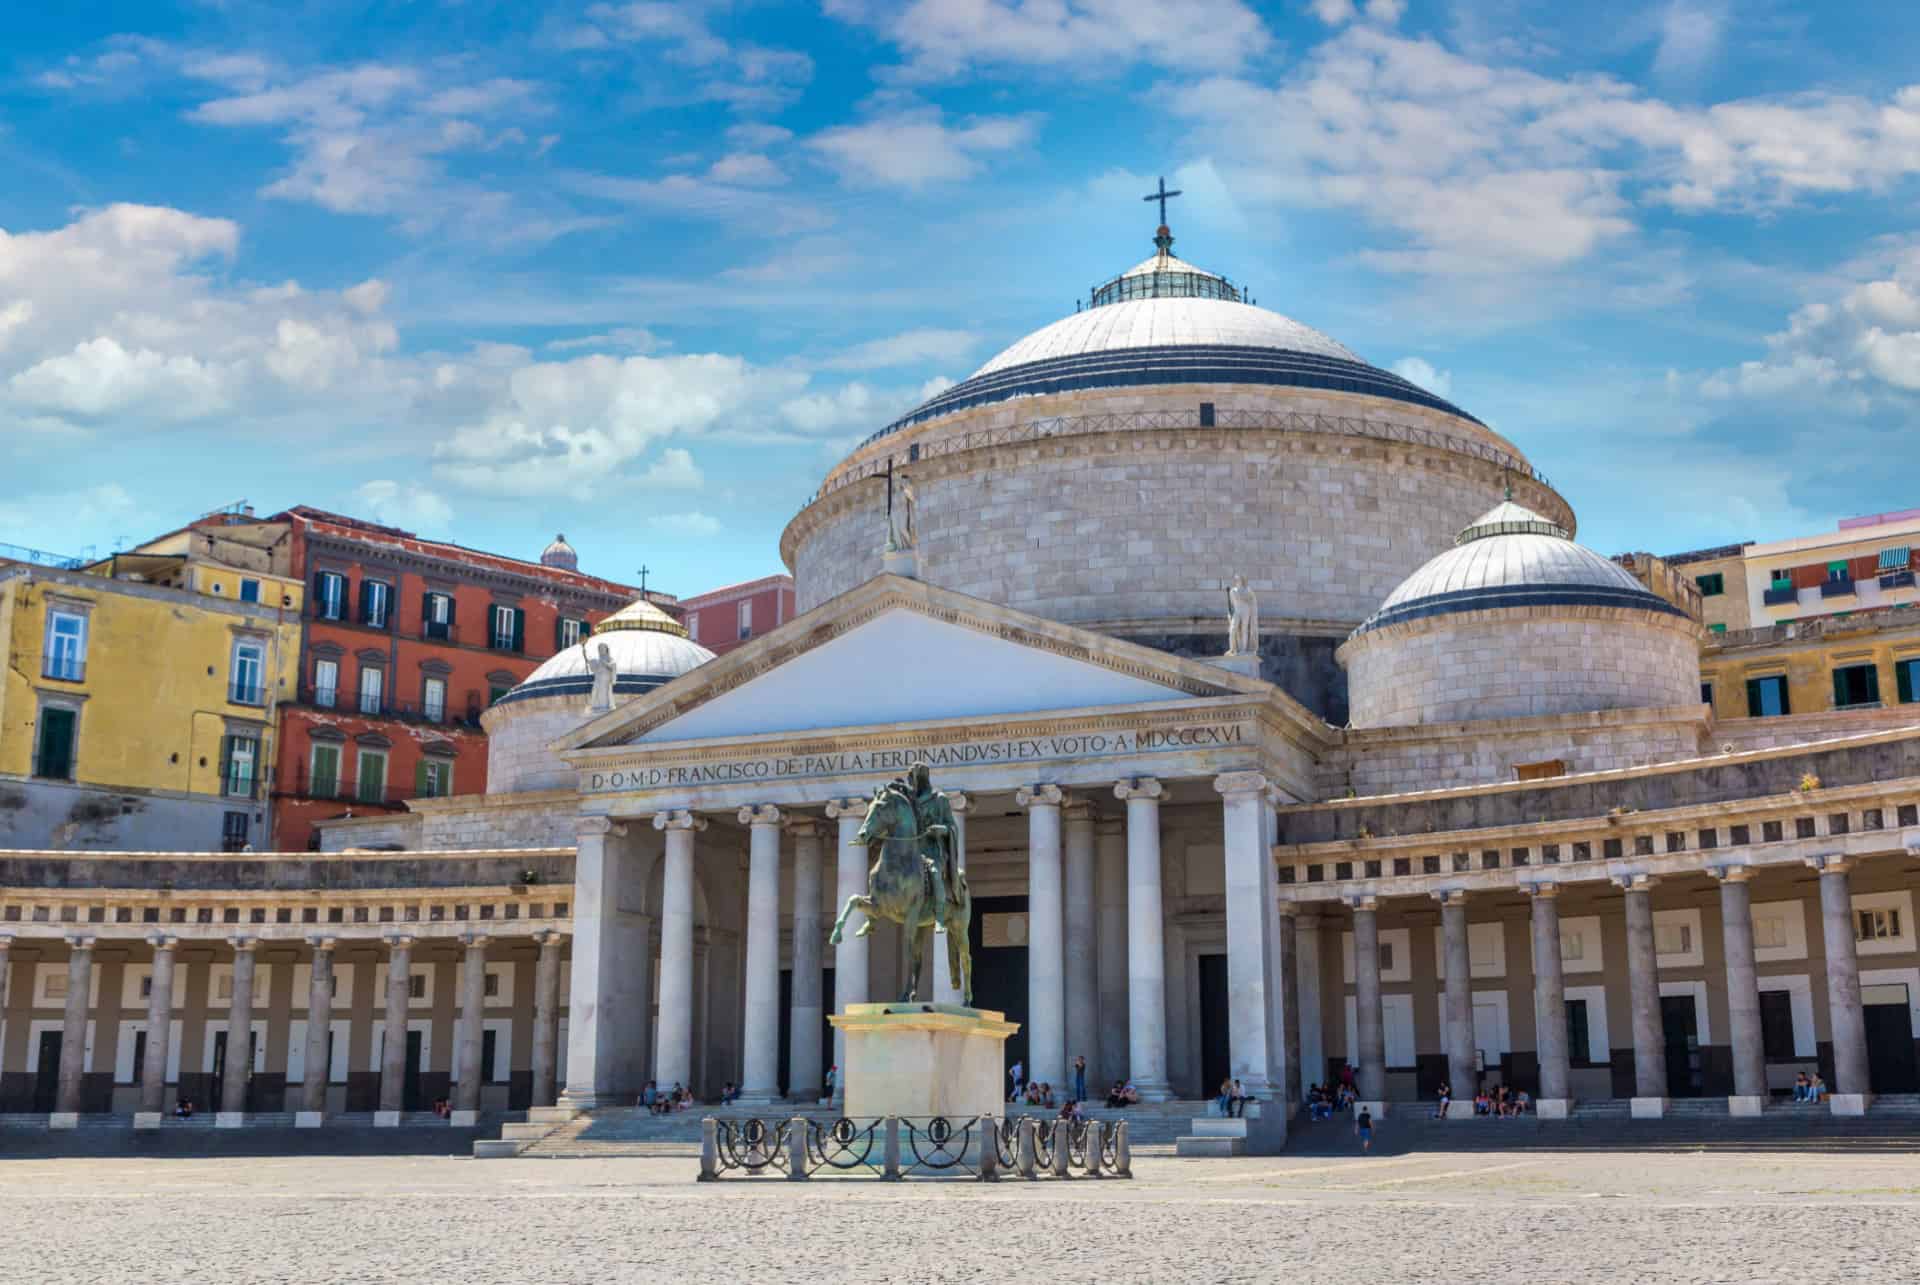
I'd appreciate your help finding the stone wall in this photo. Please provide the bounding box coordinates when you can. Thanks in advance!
[1325,709,1707,797]
[1342,609,1702,729]
[315,814,421,851]
[1123,628,1348,725]
[0,777,271,852]
[1714,704,1920,753]
[484,698,589,795]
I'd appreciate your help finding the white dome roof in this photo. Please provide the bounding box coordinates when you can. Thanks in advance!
[494,597,713,707]
[971,297,1362,379]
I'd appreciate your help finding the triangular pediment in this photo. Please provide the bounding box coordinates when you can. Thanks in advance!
[558,574,1274,750]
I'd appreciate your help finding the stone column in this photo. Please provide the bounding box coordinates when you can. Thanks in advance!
[1216,772,1273,1098]
[738,804,786,1104]
[1063,799,1098,1098]
[933,793,970,1006]
[1812,855,1871,1111]
[1296,910,1325,1094]
[300,937,334,1119]
[139,935,177,1116]
[653,811,706,1096]
[451,933,488,1121]
[1114,778,1170,1100]
[0,935,10,1031]
[54,936,93,1117]
[1715,866,1768,1114]
[378,934,413,1118]
[787,818,826,1102]
[1619,875,1667,1114]
[1435,890,1474,1112]
[826,798,868,1104]
[1529,884,1571,1115]
[531,930,565,1108]
[1350,897,1386,1108]
[1261,791,1289,1106]
[1095,816,1129,1087]
[1278,906,1303,1106]
[220,938,257,1119]
[1018,784,1067,1091]
[563,815,651,1110]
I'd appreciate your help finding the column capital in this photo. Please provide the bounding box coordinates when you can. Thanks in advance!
[459,931,490,950]
[229,935,258,954]
[1213,771,1270,797]
[1016,783,1065,810]
[1429,888,1469,907]
[1113,777,1163,802]
[1344,894,1378,913]
[738,804,784,828]
[946,791,971,815]
[1095,815,1123,837]
[783,816,825,839]
[0,932,13,952]
[1804,852,1852,874]
[1276,902,1301,919]
[307,935,337,952]
[385,932,417,949]
[824,796,868,820]
[575,815,629,838]
[1709,863,1753,884]
[66,933,96,951]
[652,809,708,833]
[1061,798,1095,823]
[1611,872,1658,892]
[532,929,568,948]
[1523,881,1562,900]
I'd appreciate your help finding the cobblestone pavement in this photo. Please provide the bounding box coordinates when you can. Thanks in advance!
[4,1149,1919,1284]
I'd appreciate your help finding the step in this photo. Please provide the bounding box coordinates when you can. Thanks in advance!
[499,1122,557,1142]
[473,1139,527,1159]
[1175,1136,1244,1158]
[1189,1119,1250,1138]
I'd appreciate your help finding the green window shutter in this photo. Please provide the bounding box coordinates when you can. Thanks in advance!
[1834,669,1848,708]
[421,592,433,628]
[219,734,235,792]
[414,757,429,796]
[445,593,457,628]
[512,608,525,654]
[1746,678,1764,718]
[554,613,564,653]
[37,708,76,778]
[1899,661,1915,705]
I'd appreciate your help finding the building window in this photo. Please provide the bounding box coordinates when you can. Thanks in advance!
[1858,908,1902,942]
[1378,942,1394,973]
[483,972,501,999]
[558,616,587,649]
[738,599,753,641]
[1695,572,1725,597]
[1828,561,1850,582]
[489,684,511,706]
[1754,914,1788,950]
[490,605,524,652]
[34,705,78,780]
[221,733,260,798]
[686,611,700,642]
[423,676,446,722]
[1561,930,1585,962]
[355,749,387,804]
[1759,991,1795,1060]
[361,579,393,630]
[221,811,250,853]
[230,638,267,705]
[418,757,452,798]
[1655,922,1692,956]
[358,665,384,715]
[239,578,261,604]
[43,610,88,682]
[1745,675,1790,718]
[310,743,341,798]
[313,658,339,708]
[1708,623,1726,635]
[408,973,427,1000]
[314,571,347,621]
[1565,999,1591,1064]
[1896,657,1920,705]
[1832,663,1881,709]
[1700,682,1714,706]
[423,592,454,640]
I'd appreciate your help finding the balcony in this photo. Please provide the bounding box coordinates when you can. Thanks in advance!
[279,767,441,806]
[1820,578,1856,600]
[41,657,85,683]
[222,772,259,800]
[228,681,267,706]
[1762,584,1799,607]
[1881,570,1916,591]
[295,685,483,729]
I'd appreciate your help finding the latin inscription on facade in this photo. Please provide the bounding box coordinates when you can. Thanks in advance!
[583,723,1246,792]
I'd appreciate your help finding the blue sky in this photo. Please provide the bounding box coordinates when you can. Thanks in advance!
[6,2,1920,594]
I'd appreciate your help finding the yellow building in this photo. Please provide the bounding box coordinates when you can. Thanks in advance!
[0,525,302,851]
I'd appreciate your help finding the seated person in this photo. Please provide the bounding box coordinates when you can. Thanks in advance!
[1435,1082,1452,1118]
[1514,1089,1531,1114]
[175,1099,193,1119]
[1474,1091,1492,1116]
[1106,1080,1129,1109]
[1793,1072,1810,1102]
[1040,1083,1056,1108]
[1217,1077,1236,1118]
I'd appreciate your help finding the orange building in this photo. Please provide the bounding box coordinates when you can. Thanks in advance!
[676,574,795,656]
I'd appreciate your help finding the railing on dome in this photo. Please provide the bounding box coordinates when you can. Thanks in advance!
[1088,269,1242,308]
[798,407,1553,511]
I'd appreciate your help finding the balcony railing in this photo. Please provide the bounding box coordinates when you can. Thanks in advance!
[295,685,483,729]
[222,772,259,800]
[228,682,267,706]
[1881,570,1915,591]
[279,768,438,805]
[1820,578,1856,599]
[1762,584,1799,607]
[42,658,85,683]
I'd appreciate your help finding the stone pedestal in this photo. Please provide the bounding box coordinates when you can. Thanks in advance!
[881,549,920,579]
[133,1112,162,1131]
[1208,654,1261,678]
[294,1111,324,1129]
[1534,1098,1572,1120]
[1629,1096,1668,1119]
[1727,1095,1766,1117]
[1828,1093,1871,1116]
[829,1002,1018,1121]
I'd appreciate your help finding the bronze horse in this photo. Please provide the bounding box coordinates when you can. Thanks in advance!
[826,786,973,1005]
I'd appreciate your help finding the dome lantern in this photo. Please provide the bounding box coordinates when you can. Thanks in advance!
[540,533,579,571]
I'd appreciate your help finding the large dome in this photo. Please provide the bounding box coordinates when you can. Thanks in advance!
[492,598,714,708]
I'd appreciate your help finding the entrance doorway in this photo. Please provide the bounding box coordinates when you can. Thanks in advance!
[32,1030,62,1112]
[1863,985,1919,1093]
[211,1030,228,1111]
[403,1030,424,1111]
[971,895,1029,1084]
[1198,954,1229,1097]
[1660,995,1703,1097]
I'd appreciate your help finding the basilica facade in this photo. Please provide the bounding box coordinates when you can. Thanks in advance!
[4,223,1917,1126]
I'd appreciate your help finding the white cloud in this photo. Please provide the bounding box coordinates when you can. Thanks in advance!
[353,480,454,531]
[707,152,786,186]
[0,483,140,544]
[810,111,1040,189]
[822,328,979,371]
[727,122,793,149]
[1650,0,1726,87]
[10,337,229,420]
[545,327,663,354]
[556,5,812,111]
[640,446,705,490]
[647,510,722,536]
[1389,356,1452,398]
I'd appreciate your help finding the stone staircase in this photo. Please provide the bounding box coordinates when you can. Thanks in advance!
[1175,1103,1287,1158]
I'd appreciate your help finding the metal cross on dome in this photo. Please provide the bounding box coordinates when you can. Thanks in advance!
[1142,176,1182,226]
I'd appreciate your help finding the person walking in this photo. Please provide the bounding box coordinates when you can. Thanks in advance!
[1008,1059,1025,1103]
[1356,1105,1374,1153]
[1073,1054,1087,1104]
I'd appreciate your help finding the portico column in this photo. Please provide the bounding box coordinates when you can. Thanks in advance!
[378,934,413,1115]
[1018,784,1067,1091]
[738,804,785,1104]
[1095,817,1128,1087]
[1113,778,1170,1101]
[1811,855,1871,1107]
[1216,772,1273,1098]
[1714,865,1768,1113]
[140,935,177,1116]
[1277,906,1303,1106]
[301,938,334,1117]
[933,793,970,1006]
[1350,897,1387,1106]
[825,798,868,1103]
[1529,885,1571,1114]
[652,811,705,1095]
[221,938,257,1118]
[563,815,650,1110]
[452,933,489,1120]
[1063,799,1098,1095]
[1295,910,1324,1094]
[786,818,826,1102]
[530,931,565,1107]
[1619,875,1667,1112]
[1436,890,1474,1109]
[55,936,93,1115]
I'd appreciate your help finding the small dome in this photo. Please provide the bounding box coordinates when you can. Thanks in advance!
[593,596,689,638]
[493,597,711,708]
[540,533,578,571]
[1351,501,1686,638]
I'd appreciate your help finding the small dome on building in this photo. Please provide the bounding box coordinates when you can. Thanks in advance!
[1339,500,1702,728]
[540,533,579,571]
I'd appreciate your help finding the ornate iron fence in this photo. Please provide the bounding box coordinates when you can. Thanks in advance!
[696,1114,1131,1182]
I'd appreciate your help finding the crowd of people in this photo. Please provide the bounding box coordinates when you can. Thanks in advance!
[639,1081,695,1114]
[1006,1057,1141,1110]
[1793,1072,1829,1102]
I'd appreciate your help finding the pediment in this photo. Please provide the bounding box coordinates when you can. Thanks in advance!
[559,575,1268,750]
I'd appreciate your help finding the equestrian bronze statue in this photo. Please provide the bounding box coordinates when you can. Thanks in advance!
[827,762,973,1005]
